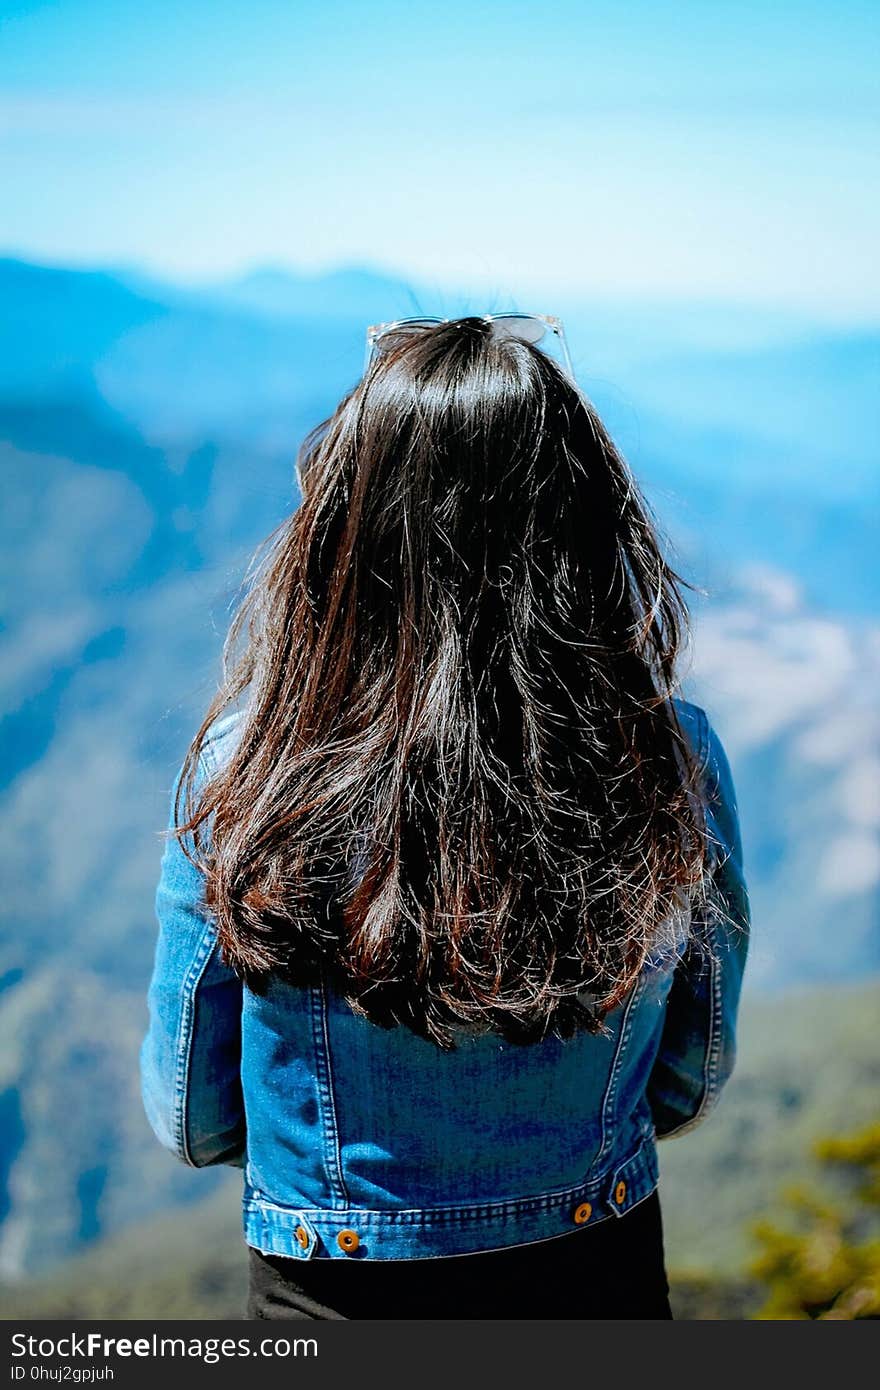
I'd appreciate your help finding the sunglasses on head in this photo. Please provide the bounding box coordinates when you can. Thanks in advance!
[364,313,575,380]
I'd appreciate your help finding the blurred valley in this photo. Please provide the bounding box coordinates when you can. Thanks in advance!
[0,257,877,1292]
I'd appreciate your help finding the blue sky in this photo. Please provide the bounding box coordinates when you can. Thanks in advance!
[1,0,877,317]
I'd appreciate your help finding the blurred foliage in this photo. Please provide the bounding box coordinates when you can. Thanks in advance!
[658,982,880,1275]
[668,1274,760,1321]
[749,1122,880,1319]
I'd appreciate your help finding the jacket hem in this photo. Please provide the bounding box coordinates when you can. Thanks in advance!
[241,1135,659,1260]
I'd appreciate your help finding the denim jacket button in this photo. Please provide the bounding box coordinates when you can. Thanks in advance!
[572,1202,592,1225]
[614,1181,627,1206]
[295,1224,310,1250]
[337,1229,360,1254]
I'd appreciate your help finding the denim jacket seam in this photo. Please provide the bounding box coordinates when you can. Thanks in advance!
[241,1131,657,1225]
[172,917,218,1166]
[675,706,727,1132]
[595,973,645,1171]
[655,937,721,1140]
[309,974,350,1208]
[697,707,723,875]
[652,704,725,1140]
[701,937,724,1114]
[697,705,711,780]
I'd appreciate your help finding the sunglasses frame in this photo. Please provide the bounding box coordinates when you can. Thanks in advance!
[364,312,575,380]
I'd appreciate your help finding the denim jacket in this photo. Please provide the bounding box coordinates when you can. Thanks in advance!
[140,697,750,1261]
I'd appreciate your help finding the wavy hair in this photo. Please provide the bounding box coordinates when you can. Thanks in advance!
[176,317,711,1049]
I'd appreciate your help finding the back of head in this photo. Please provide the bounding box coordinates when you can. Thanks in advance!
[180,316,709,1048]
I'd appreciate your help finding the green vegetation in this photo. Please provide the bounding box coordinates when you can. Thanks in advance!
[658,980,880,1278]
[749,1123,880,1319]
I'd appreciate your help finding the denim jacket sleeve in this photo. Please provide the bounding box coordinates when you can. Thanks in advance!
[647,711,751,1139]
[139,744,246,1168]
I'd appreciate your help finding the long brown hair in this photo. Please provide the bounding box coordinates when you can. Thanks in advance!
[176,317,711,1049]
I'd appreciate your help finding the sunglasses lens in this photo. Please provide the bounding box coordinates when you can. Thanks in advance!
[371,318,444,354]
[488,315,548,346]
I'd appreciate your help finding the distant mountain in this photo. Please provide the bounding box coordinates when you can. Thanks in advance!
[0,258,167,399]
[0,256,877,1279]
[586,328,880,500]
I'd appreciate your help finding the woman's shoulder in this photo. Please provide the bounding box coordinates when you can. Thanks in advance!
[671,697,737,793]
[199,706,247,775]
[669,695,710,769]
[671,696,743,869]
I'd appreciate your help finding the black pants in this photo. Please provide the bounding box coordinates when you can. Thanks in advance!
[246,1188,672,1320]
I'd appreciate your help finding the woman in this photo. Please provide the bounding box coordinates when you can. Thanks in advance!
[140,314,750,1320]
